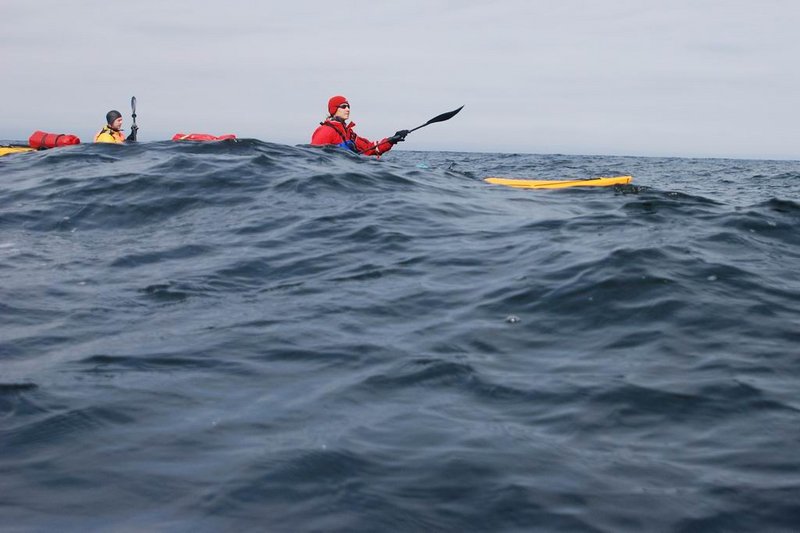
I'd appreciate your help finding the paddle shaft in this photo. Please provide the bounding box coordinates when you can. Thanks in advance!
[357,105,464,154]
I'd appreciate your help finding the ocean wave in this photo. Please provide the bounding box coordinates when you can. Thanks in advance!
[2,145,800,530]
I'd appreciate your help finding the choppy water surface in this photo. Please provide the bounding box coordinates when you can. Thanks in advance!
[2,141,799,531]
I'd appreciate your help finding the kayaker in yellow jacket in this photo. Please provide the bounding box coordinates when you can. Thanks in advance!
[94,110,137,143]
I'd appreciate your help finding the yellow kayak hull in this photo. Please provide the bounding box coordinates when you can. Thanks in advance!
[485,175,632,189]
[0,146,37,157]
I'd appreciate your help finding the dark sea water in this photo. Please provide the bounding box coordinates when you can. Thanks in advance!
[2,140,799,532]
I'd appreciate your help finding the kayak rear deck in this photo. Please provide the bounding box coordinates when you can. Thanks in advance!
[484,175,632,189]
[0,146,37,157]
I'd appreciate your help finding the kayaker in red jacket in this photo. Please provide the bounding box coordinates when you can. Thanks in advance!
[311,95,408,157]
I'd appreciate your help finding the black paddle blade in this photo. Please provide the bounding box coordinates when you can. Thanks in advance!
[425,105,464,125]
[410,105,464,133]
[131,96,137,114]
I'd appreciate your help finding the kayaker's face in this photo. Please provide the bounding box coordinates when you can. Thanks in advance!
[334,103,350,121]
[111,117,123,130]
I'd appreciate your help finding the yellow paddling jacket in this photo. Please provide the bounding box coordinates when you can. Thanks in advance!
[94,126,125,143]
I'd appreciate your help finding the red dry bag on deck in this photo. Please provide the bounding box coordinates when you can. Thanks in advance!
[172,133,237,142]
[29,130,81,149]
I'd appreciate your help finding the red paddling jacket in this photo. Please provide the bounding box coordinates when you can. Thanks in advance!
[311,119,393,157]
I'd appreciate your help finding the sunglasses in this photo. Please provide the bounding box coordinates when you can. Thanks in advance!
[338,104,350,109]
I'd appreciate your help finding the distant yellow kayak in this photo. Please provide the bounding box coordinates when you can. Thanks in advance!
[0,146,37,158]
[484,175,632,189]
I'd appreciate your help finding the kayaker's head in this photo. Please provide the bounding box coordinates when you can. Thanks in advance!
[328,95,350,121]
[105,110,123,131]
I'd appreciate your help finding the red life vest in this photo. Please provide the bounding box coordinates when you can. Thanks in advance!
[310,120,391,157]
[29,130,81,149]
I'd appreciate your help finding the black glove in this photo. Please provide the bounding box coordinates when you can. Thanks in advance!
[127,125,139,142]
[387,129,409,144]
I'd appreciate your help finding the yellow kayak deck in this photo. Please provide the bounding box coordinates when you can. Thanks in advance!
[485,175,632,189]
[0,146,37,157]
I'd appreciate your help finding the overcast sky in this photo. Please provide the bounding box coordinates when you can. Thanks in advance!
[3,1,798,159]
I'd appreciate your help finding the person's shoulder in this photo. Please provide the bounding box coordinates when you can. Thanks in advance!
[311,121,335,144]
[94,127,121,143]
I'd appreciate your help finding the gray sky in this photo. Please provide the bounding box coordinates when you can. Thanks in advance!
[3,0,798,159]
